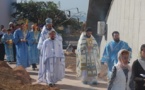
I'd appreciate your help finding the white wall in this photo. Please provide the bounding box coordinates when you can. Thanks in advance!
[0,0,16,28]
[100,0,145,64]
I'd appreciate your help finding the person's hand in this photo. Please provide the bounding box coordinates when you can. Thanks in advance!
[104,62,107,66]
[6,40,9,44]
[21,39,26,42]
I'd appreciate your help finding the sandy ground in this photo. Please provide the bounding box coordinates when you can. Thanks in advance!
[7,53,107,90]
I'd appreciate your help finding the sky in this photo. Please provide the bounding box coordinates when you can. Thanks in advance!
[17,0,89,21]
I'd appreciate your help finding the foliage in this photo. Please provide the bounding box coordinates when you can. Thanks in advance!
[11,0,80,30]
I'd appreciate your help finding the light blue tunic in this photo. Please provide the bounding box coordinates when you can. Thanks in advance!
[101,40,132,78]
[13,29,31,68]
[28,30,40,64]
[1,33,14,61]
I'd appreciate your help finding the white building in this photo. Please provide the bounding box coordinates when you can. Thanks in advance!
[0,0,16,28]
[100,0,145,64]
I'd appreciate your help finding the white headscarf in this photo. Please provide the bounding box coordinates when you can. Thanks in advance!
[117,49,131,70]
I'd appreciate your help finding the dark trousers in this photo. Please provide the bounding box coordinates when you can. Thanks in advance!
[13,44,16,62]
[0,44,5,61]
[32,63,37,68]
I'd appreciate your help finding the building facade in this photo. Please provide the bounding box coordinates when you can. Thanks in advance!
[0,0,16,28]
[100,0,145,64]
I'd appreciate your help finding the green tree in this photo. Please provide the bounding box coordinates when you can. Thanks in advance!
[12,0,79,29]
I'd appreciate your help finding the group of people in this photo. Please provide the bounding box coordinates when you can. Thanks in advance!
[0,18,65,87]
[0,22,40,70]
[0,17,145,90]
[102,31,145,90]
[76,28,145,90]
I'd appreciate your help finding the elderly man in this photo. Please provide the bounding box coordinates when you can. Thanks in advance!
[76,27,100,85]
[37,18,63,83]
[38,30,65,87]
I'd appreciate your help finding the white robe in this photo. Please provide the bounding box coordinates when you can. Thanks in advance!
[38,38,65,84]
[37,26,63,83]
[76,32,100,84]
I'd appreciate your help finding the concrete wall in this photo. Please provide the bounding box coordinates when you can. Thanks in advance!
[100,0,145,64]
[0,0,16,28]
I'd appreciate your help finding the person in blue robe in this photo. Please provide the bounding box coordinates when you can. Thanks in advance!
[1,29,14,62]
[13,23,31,68]
[29,24,40,70]
[101,31,132,79]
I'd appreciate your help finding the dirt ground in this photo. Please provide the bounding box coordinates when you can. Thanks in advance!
[0,61,59,90]
[0,52,77,90]
[65,52,76,72]
[0,52,75,90]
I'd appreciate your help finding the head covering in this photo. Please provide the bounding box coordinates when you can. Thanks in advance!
[49,29,56,34]
[9,22,13,25]
[45,18,52,25]
[117,49,130,70]
[86,27,92,32]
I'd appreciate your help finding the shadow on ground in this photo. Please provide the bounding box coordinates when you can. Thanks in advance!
[56,84,98,90]
[90,82,107,88]
[29,71,38,75]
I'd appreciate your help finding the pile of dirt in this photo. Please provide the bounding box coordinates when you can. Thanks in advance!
[13,66,31,84]
[65,52,76,72]
[0,61,12,69]
[0,84,59,90]
[0,61,60,90]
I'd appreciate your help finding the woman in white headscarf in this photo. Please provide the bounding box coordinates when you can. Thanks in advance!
[108,49,132,90]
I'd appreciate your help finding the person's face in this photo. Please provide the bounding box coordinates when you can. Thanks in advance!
[16,25,20,29]
[31,25,35,30]
[9,24,13,27]
[49,31,56,40]
[21,24,24,30]
[7,30,11,34]
[86,31,92,37]
[46,23,52,29]
[113,33,120,42]
[141,48,145,58]
[120,53,129,65]
[1,25,4,30]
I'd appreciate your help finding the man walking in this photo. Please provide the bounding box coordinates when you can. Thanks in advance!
[101,31,132,79]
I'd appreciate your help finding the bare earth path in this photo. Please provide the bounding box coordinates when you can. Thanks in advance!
[9,63,107,90]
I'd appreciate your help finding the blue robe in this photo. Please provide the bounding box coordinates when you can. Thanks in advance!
[1,33,14,61]
[28,30,40,64]
[13,29,31,68]
[101,40,132,78]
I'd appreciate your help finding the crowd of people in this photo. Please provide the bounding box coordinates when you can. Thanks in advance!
[0,18,65,87]
[0,17,145,90]
[76,29,145,90]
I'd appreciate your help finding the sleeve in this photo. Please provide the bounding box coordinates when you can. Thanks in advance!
[123,42,132,59]
[26,31,34,46]
[1,34,7,44]
[131,60,144,82]
[107,66,117,90]
[42,41,48,64]
[13,30,20,45]
[101,44,110,64]
[37,32,44,50]
[127,43,132,52]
